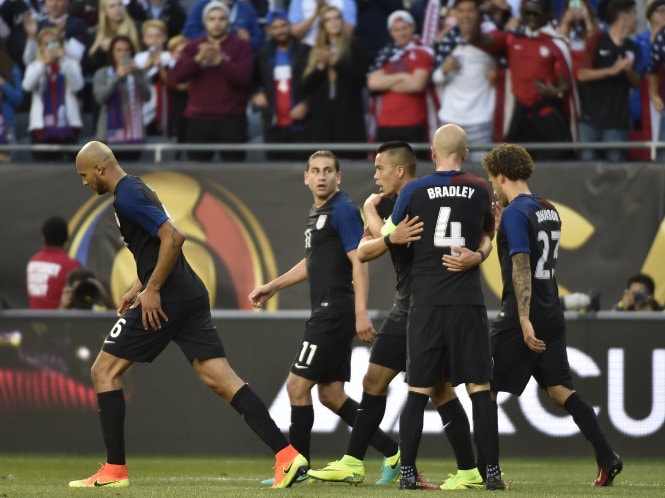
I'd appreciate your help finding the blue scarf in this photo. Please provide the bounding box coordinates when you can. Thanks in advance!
[42,63,74,141]
[106,67,145,144]
[0,90,7,144]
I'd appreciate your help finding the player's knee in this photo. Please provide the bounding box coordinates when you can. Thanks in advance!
[317,385,346,409]
[362,372,388,396]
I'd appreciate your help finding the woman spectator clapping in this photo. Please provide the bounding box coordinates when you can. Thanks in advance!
[23,27,83,162]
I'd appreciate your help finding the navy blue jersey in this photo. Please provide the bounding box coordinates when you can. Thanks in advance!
[388,170,493,306]
[493,193,565,332]
[305,191,363,312]
[377,195,413,312]
[113,175,208,303]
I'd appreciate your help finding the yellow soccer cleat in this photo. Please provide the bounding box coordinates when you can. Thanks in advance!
[69,463,129,488]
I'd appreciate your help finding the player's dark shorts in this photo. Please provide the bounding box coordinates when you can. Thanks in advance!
[290,310,355,383]
[369,304,407,372]
[491,326,574,395]
[101,295,225,363]
[407,304,492,388]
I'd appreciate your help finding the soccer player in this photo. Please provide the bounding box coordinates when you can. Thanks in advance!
[482,143,623,487]
[249,150,401,484]
[308,141,490,490]
[381,125,506,490]
[69,141,307,489]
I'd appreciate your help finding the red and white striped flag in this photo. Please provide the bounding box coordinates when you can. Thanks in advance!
[421,0,441,47]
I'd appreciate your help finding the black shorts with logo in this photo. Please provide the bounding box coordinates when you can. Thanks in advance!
[290,310,356,383]
[491,326,574,395]
[101,295,225,363]
[407,304,492,388]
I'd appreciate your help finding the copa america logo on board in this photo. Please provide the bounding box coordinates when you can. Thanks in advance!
[66,172,278,310]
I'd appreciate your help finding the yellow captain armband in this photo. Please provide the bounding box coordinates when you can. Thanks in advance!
[381,218,397,237]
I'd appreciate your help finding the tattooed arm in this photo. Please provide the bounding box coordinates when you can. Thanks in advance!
[512,252,546,353]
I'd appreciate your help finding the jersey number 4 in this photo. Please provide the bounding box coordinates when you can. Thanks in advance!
[434,207,465,251]
[535,229,561,280]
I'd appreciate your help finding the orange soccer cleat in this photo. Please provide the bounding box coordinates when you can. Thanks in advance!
[68,463,129,488]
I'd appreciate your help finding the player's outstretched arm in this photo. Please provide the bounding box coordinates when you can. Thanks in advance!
[248,258,307,309]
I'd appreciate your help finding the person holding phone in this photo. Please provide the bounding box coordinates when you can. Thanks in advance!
[22,27,83,162]
[93,34,151,161]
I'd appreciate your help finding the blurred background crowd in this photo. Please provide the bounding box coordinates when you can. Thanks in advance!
[0,0,661,162]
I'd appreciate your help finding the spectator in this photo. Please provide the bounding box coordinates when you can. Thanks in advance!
[301,5,368,157]
[432,0,496,161]
[59,267,115,310]
[630,0,665,131]
[367,10,434,148]
[0,0,46,71]
[23,27,84,162]
[170,1,253,162]
[474,0,578,160]
[614,273,663,311]
[164,34,189,154]
[26,215,81,310]
[480,0,518,31]
[93,35,151,161]
[182,0,264,52]
[646,0,665,159]
[355,0,403,62]
[576,0,640,162]
[0,37,24,163]
[22,0,88,66]
[288,0,357,47]
[68,0,98,29]
[127,0,186,39]
[86,0,140,76]
[134,19,172,136]
[251,9,310,160]
[558,0,601,74]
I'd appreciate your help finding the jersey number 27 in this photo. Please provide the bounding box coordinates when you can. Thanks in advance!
[535,229,561,280]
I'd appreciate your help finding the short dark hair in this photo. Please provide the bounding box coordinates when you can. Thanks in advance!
[42,216,69,246]
[107,35,137,66]
[453,0,480,8]
[482,143,534,181]
[306,150,339,172]
[600,0,636,24]
[376,141,417,176]
[626,273,656,295]
[66,267,96,287]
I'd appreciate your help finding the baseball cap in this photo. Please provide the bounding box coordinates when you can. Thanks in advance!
[202,0,230,22]
[266,9,288,25]
[387,10,415,29]
[646,0,665,19]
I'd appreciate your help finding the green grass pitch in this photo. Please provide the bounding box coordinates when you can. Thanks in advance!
[1,454,663,497]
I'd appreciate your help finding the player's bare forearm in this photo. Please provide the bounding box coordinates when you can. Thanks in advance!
[249,259,307,308]
[363,196,384,238]
[358,235,388,263]
[443,233,492,272]
[349,249,376,342]
[512,252,532,322]
[512,252,545,352]
[146,221,185,292]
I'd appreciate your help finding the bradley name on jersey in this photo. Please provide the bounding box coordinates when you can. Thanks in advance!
[426,185,476,200]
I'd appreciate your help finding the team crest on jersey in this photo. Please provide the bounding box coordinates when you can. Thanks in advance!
[316,215,327,229]
[539,45,550,58]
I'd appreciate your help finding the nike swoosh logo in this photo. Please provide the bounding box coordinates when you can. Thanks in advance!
[282,462,294,475]
[103,340,115,344]
[93,480,116,487]
[442,421,452,431]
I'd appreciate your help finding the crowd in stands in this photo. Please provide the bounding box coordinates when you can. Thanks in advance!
[0,0,661,161]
